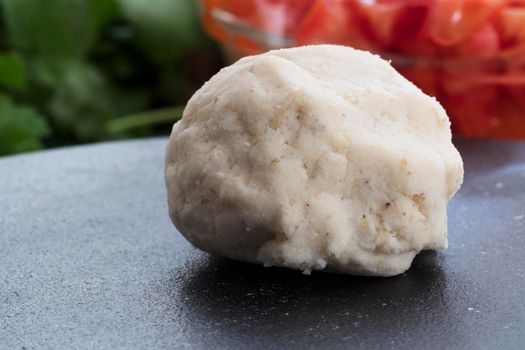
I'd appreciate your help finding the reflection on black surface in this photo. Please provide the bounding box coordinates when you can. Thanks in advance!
[168,251,452,348]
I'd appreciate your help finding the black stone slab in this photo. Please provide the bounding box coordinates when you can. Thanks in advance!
[1,138,524,349]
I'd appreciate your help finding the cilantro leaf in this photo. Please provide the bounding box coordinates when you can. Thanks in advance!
[0,93,49,156]
[1,0,96,57]
[0,52,26,91]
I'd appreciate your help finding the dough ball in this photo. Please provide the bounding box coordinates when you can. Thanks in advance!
[165,45,463,276]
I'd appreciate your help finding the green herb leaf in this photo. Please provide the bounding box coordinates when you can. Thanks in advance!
[0,52,26,90]
[117,0,205,65]
[105,105,184,133]
[1,0,96,57]
[89,0,120,31]
[45,60,116,140]
[0,93,49,156]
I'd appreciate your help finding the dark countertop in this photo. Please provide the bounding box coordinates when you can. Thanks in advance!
[1,138,524,350]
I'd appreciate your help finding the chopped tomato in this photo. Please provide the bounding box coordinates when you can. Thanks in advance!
[427,0,507,46]
[498,6,525,46]
[400,65,438,98]
[254,0,315,36]
[201,0,262,54]
[441,67,500,136]
[296,0,375,50]
[445,87,500,137]
[503,67,525,110]
[201,0,525,139]
[459,23,500,57]
[485,92,525,139]
[350,1,429,50]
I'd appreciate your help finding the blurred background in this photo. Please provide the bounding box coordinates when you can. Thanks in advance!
[0,0,223,156]
[1,0,525,157]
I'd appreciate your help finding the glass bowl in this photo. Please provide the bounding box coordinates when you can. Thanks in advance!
[200,0,525,139]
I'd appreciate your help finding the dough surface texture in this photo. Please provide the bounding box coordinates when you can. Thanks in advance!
[165,45,464,276]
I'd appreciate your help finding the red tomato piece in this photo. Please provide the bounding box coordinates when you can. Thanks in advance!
[485,92,525,139]
[498,6,525,46]
[201,0,262,54]
[499,66,525,111]
[253,0,315,36]
[350,0,430,50]
[295,0,375,50]
[459,22,500,57]
[496,4,525,64]
[441,75,500,136]
[427,0,507,46]
[399,65,438,97]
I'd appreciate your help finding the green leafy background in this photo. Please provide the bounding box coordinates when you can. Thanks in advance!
[0,0,221,156]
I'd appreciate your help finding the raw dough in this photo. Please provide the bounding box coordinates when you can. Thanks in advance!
[165,45,463,276]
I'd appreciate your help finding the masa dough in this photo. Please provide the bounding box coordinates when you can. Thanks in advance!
[165,45,464,276]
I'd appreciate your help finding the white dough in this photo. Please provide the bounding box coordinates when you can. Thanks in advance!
[165,45,463,276]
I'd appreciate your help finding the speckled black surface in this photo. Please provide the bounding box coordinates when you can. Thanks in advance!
[1,138,524,350]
